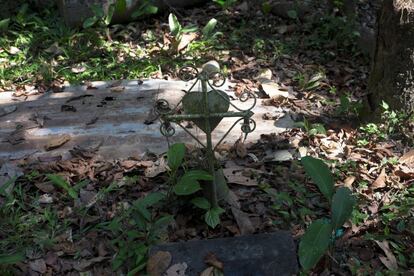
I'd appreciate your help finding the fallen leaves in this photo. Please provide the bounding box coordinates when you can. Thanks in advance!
[45,135,71,151]
[371,168,386,190]
[375,240,398,271]
[147,251,172,276]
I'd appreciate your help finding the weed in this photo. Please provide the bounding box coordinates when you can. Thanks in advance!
[109,192,172,274]
[166,143,225,229]
[295,117,326,137]
[299,156,355,271]
[213,0,238,9]
[304,15,360,55]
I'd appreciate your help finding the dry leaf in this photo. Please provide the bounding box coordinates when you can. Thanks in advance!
[71,63,86,73]
[35,182,55,193]
[45,135,71,151]
[204,252,224,270]
[147,251,172,276]
[144,158,167,178]
[9,46,21,55]
[344,176,356,188]
[399,150,414,165]
[372,168,386,190]
[164,262,188,276]
[231,207,255,235]
[38,194,53,204]
[223,168,258,186]
[177,33,197,52]
[29,259,47,273]
[234,139,247,158]
[260,80,289,99]
[110,86,125,92]
[254,68,273,82]
[376,240,398,271]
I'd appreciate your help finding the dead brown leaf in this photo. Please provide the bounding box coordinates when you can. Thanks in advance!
[164,262,188,276]
[371,168,386,190]
[344,176,356,188]
[29,259,47,274]
[147,251,172,276]
[231,207,255,235]
[35,182,55,193]
[110,86,125,92]
[223,168,258,186]
[400,149,414,165]
[204,252,224,270]
[45,135,71,151]
[376,240,398,271]
[177,33,197,52]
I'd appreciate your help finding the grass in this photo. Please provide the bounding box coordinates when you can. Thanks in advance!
[0,4,219,90]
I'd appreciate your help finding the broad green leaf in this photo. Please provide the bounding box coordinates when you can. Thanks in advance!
[181,25,198,33]
[0,177,15,198]
[142,4,158,15]
[105,4,116,25]
[152,215,174,233]
[168,13,181,37]
[183,170,213,181]
[204,207,225,228]
[131,3,158,18]
[173,175,201,195]
[301,156,334,201]
[202,18,217,38]
[262,2,272,14]
[167,143,185,171]
[0,252,25,265]
[191,197,211,210]
[287,10,298,19]
[299,219,333,271]
[331,187,355,230]
[0,18,10,31]
[139,192,165,207]
[47,174,78,199]
[83,16,98,29]
[115,0,127,14]
[135,204,151,221]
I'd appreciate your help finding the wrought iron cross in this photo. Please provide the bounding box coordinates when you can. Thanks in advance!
[155,62,256,207]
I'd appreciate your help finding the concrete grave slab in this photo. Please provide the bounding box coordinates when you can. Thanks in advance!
[0,79,294,162]
[149,231,299,276]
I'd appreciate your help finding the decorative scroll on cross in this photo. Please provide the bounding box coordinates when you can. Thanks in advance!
[155,62,256,206]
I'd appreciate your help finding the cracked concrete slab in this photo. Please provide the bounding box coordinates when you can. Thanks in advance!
[0,79,294,162]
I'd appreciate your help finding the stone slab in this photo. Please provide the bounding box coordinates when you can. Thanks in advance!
[149,232,298,276]
[0,79,294,162]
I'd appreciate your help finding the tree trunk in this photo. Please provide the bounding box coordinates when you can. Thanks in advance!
[367,0,414,116]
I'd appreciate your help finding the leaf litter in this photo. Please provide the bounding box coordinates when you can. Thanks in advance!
[1,0,413,275]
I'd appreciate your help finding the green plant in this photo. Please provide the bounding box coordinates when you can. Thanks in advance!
[337,93,363,117]
[166,143,225,228]
[167,14,219,54]
[109,192,172,274]
[213,0,238,9]
[46,174,89,200]
[295,117,326,137]
[293,71,325,91]
[83,3,115,29]
[304,15,360,55]
[131,0,158,19]
[299,156,355,271]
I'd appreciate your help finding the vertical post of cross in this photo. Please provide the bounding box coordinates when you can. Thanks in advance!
[200,64,218,208]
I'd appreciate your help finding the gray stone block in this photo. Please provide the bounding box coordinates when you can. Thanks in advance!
[150,231,298,276]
